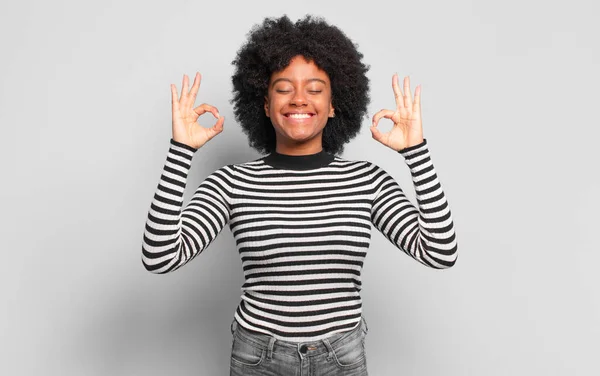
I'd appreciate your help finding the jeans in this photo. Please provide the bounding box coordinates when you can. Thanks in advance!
[229,317,369,376]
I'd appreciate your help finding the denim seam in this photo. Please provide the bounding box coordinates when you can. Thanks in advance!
[330,343,367,369]
[230,349,265,368]
[234,329,269,351]
[329,320,363,347]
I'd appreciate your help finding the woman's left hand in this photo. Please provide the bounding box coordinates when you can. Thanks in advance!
[371,74,424,151]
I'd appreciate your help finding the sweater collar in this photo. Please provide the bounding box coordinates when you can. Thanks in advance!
[262,149,335,170]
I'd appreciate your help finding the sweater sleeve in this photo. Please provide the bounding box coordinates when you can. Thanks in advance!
[141,139,234,274]
[370,139,458,269]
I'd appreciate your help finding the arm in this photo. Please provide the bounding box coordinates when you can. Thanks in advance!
[370,139,458,269]
[141,139,233,274]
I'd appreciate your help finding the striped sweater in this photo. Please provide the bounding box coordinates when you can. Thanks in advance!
[142,138,458,342]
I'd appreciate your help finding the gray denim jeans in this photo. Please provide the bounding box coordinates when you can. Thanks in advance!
[229,317,369,376]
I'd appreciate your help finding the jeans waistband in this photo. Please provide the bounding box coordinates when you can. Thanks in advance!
[231,317,367,359]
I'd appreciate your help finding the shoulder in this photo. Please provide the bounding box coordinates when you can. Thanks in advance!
[328,155,383,180]
[322,155,381,182]
[227,157,271,174]
[329,154,373,168]
[206,157,273,182]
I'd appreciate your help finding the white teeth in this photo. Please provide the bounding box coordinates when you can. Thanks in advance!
[288,113,311,119]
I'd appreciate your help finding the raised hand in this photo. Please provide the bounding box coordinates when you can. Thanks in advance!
[370,74,424,151]
[171,72,225,149]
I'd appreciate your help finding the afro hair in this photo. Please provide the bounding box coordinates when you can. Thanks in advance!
[230,14,370,156]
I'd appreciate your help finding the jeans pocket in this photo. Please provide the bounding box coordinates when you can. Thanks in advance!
[361,316,368,335]
[330,336,367,369]
[230,336,265,367]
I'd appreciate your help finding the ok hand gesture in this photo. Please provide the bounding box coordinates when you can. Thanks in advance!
[371,74,424,151]
[171,72,225,149]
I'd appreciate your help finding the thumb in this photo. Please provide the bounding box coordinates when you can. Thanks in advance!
[209,116,225,137]
[370,125,384,143]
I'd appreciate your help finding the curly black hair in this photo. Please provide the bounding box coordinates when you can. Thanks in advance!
[230,14,370,156]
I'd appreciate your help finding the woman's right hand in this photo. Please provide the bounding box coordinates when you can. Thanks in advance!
[171,72,224,149]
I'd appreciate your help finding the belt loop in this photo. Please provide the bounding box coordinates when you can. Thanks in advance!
[322,338,334,361]
[266,336,276,361]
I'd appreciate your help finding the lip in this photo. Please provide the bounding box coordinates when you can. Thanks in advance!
[283,113,315,124]
[284,112,315,117]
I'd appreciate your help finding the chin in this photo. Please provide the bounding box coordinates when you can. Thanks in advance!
[274,126,311,139]
[286,129,321,142]
[288,130,314,140]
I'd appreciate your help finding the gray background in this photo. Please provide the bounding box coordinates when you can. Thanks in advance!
[2,0,598,375]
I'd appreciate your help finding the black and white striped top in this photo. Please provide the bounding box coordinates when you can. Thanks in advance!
[142,138,458,342]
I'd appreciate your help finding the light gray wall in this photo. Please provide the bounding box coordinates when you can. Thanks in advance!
[2,0,598,375]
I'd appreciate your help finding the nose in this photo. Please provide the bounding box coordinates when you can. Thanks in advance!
[290,90,307,106]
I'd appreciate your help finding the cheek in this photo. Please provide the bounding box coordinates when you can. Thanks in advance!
[270,98,287,117]
[270,98,279,112]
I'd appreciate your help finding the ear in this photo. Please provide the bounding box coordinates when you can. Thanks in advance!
[328,102,335,118]
[264,96,270,117]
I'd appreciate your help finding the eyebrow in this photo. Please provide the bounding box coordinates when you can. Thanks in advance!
[271,78,327,87]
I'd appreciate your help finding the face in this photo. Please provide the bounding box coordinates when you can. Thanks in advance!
[264,55,335,152]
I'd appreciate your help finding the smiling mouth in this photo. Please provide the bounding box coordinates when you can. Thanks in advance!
[285,113,315,119]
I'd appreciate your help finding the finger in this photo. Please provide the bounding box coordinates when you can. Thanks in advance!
[208,116,225,140]
[193,103,220,119]
[189,72,202,106]
[213,115,225,132]
[180,74,190,107]
[403,76,413,109]
[413,84,421,111]
[171,84,179,109]
[372,109,396,127]
[392,73,404,109]
[370,124,384,143]
[182,74,189,95]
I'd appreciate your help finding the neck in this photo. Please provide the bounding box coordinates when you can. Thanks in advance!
[276,146,323,155]
[262,148,335,170]
[275,141,323,156]
[273,132,326,156]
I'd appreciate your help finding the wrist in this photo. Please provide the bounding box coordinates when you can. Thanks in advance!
[170,138,198,152]
[398,138,427,153]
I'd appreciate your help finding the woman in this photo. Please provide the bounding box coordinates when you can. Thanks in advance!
[142,14,458,375]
